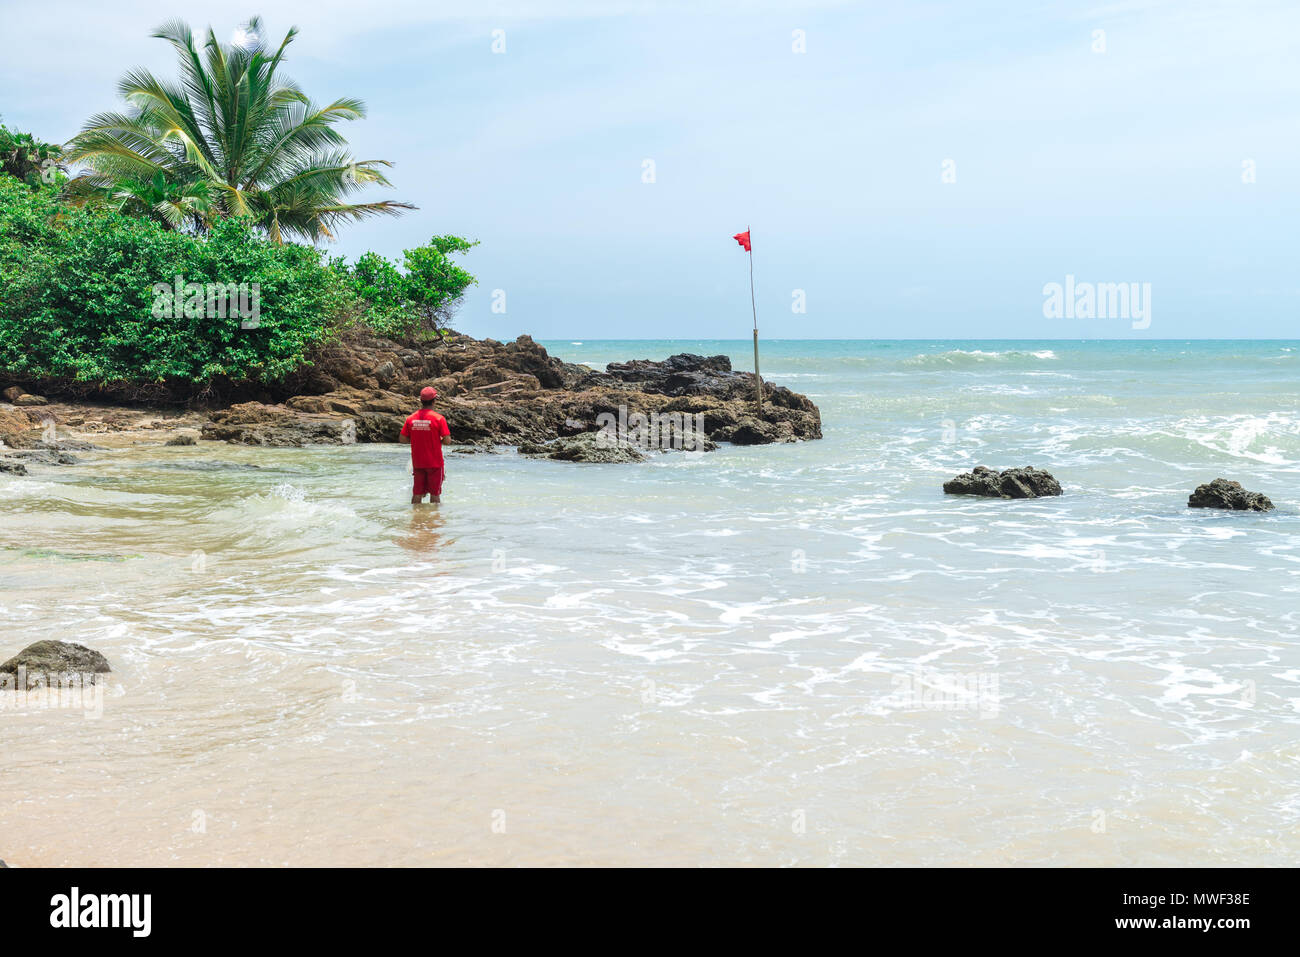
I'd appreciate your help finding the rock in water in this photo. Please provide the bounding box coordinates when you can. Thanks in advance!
[943,466,1063,499]
[0,640,111,689]
[1188,478,1274,512]
[517,431,647,463]
[164,433,197,446]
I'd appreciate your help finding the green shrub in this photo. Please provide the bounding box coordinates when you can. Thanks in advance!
[0,120,65,189]
[0,175,347,385]
[339,236,477,339]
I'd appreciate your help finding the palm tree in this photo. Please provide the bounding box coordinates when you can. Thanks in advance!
[63,170,213,231]
[63,16,414,242]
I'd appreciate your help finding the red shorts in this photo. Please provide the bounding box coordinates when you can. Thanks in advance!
[412,466,444,497]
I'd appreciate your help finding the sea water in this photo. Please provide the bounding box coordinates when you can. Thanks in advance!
[1,340,1297,865]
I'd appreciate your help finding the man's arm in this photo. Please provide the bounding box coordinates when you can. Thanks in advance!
[401,434,410,444]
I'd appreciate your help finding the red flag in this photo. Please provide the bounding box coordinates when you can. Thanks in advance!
[732,230,751,252]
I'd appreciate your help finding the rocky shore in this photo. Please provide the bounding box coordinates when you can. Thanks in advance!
[0,332,822,464]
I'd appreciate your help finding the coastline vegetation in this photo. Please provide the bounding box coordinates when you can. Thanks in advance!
[0,16,475,394]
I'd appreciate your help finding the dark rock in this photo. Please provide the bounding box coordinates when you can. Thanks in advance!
[1188,478,1274,512]
[591,353,744,397]
[4,448,78,466]
[518,431,647,463]
[713,416,796,445]
[2,386,23,403]
[164,433,197,446]
[944,466,1063,499]
[153,461,265,472]
[37,438,99,451]
[0,458,28,476]
[0,640,111,690]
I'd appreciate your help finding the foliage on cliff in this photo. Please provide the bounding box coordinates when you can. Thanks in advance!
[0,171,475,387]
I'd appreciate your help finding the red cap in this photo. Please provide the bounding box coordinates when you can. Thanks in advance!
[419,386,438,401]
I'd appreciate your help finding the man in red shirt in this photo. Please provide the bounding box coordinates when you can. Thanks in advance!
[400,386,451,504]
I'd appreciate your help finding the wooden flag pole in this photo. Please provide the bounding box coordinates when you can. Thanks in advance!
[747,225,763,419]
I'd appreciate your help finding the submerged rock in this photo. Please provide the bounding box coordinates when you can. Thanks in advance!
[0,458,27,476]
[164,433,197,446]
[1188,478,1274,512]
[517,431,647,463]
[3,448,79,466]
[40,438,99,451]
[0,640,111,689]
[943,466,1063,499]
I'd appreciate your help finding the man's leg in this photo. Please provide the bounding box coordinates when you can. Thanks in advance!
[412,468,429,505]
[430,466,444,504]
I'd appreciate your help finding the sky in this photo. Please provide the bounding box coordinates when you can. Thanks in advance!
[3,0,1298,339]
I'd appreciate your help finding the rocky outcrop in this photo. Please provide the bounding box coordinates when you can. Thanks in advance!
[200,335,822,456]
[3,447,80,466]
[0,406,39,447]
[943,466,1063,499]
[586,353,745,397]
[201,402,358,447]
[4,334,822,462]
[517,430,651,463]
[0,640,111,690]
[282,331,588,398]
[1188,478,1274,512]
[0,428,94,467]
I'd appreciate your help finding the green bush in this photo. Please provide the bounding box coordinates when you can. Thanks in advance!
[0,175,350,385]
[340,236,477,339]
[0,120,64,189]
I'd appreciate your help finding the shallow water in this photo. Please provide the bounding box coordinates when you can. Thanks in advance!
[2,340,1298,866]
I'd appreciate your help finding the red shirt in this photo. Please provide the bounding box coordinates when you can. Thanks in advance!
[401,409,450,468]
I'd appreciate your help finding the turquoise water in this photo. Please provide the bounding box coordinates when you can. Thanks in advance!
[2,339,1298,865]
